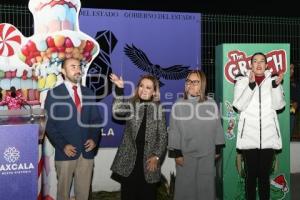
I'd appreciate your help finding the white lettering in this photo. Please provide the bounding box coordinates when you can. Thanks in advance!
[0,163,35,172]
[107,128,114,136]
[12,164,17,170]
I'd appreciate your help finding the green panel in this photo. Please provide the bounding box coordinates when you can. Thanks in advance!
[215,44,290,200]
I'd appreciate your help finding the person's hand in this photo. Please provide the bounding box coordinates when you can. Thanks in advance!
[275,72,284,85]
[291,102,298,114]
[175,157,184,166]
[146,156,159,172]
[64,144,77,157]
[84,139,96,152]
[292,102,298,110]
[110,73,124,88]
[249,71,255,83]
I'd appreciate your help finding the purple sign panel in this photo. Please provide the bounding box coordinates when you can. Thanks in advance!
[0,124,38,200]
[79,9,201,147]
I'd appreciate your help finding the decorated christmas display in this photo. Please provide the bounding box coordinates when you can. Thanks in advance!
[0,0,99,110]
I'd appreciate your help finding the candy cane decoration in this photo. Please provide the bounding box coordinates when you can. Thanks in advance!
[38,143,44,200]
[0,24,22,57]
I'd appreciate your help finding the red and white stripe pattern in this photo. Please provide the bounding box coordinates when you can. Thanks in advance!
[38,144,44,200]
[0,23,22,57]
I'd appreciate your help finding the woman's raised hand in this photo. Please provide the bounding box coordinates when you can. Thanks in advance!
[249,71,255,83]
[110,73,124,88]
[275,72,284,85]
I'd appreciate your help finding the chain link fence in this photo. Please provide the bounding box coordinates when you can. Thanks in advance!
[0,4,33,37]
[202,14,300,92]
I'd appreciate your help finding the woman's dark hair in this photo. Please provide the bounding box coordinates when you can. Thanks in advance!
[10,86,16,98]
[250,52,267,64]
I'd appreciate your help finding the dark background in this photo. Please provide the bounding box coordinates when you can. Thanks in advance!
[1,0,299,17]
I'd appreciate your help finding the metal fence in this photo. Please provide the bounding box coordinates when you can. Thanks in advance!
[1,4,300,93]
[0,4,33,37]
[202,14,300,92]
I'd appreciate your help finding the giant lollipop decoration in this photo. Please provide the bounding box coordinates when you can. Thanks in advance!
[0,23,22,57]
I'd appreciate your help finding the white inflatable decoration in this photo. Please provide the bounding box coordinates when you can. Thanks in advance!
[0,0,99,199]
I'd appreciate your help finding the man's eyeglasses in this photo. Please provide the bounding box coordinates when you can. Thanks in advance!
[185,79,200,85]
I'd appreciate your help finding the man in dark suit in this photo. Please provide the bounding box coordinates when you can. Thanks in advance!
[45,58,102,200]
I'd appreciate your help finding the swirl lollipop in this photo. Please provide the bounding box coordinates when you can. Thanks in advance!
[0,23,22,57]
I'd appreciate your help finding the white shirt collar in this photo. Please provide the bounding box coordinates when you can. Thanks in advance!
[64,80,82,103]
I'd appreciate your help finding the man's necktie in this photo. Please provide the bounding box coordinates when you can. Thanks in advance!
[72,85,81,112]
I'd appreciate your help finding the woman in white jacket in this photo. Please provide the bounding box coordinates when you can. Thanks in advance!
[233,52,285,200]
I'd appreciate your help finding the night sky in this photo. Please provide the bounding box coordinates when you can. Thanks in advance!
[1,0,298,17]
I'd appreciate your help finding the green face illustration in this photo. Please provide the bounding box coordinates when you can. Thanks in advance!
[270,185,285,200]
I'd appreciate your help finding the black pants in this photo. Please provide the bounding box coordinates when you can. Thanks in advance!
[121,179,156,200]
[242,149,275,200]
[121,143,157,200]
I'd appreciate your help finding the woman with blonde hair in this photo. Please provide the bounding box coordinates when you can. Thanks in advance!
[168,70,225,200]
[110,73,167,200]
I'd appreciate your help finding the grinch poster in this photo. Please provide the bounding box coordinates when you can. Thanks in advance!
[215,44,290,200]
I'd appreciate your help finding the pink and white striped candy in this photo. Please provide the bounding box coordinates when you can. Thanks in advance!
[0,23,22,57]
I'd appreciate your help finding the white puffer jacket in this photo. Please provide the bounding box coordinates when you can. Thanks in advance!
[233,70,286,150]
